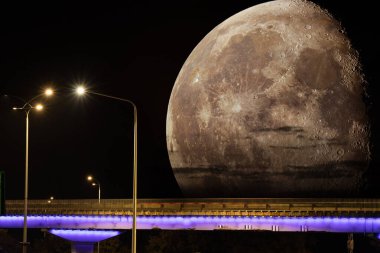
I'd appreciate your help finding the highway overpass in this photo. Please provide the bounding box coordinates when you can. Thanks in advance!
[1,198,379,253]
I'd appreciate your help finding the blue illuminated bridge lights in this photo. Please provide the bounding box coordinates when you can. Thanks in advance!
[0,215,380,233]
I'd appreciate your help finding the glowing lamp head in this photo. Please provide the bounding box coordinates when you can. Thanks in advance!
[76,86,86,95]
[92,182,96,186]
[35,104,44,111]
[45,88,54,96]
[87,176,93,181]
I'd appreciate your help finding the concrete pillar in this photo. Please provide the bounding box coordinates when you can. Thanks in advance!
[71,242,94,253]
[48,229,121,253]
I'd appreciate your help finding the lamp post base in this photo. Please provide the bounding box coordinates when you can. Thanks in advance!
[20,241,30,253]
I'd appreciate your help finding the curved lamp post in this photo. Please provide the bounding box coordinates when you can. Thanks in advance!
[76,86,138,253]
[87,175,101,204]
[86,175,101,253]
[10,88,54,253]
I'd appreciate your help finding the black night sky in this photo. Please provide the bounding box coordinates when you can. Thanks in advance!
[0,1,379,201]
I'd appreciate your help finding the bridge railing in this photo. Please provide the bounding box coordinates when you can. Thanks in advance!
[5,198,380,217]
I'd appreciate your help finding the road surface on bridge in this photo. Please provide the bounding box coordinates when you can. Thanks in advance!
[5,198,380,217]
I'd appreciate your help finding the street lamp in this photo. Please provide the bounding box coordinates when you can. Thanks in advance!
[86,175,101,253]
[11,88,54,253]
[87,175,101,204]
[75,85,138,253]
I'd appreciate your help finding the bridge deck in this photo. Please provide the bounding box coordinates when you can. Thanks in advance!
[2,199,380,232]
[5,198,380,217]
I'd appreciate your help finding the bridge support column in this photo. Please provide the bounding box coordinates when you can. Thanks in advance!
[49,229,121,253]
[71,242,94,253]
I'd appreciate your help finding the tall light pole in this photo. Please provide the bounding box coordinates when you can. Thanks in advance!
[11,88,54,253]
[87,175,101,204]
[76,86,138,253]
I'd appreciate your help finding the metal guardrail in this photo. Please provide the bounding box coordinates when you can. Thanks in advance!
[5,198,380,217]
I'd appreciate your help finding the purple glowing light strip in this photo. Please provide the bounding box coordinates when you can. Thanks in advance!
[49,229,121,242]
[0,215,379,233]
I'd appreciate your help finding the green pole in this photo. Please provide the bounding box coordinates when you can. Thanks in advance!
[0,171,5,215]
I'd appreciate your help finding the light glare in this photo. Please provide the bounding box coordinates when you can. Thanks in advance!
[35,104,43,111]
[87,176,93,181]
[76,86,86,95]
[45,88,54,96]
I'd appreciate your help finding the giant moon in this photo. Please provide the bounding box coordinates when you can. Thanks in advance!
[166,0,370,197]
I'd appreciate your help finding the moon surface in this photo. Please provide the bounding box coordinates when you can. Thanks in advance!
[166,0,370,197]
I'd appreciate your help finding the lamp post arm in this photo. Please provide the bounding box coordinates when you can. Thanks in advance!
[26,93,43,104]
[86,90,138,253]
[87,91,137,110]
[22,94,44,108]
[3,94,28,104]
[5,93,44,110]
[3,94,31,110]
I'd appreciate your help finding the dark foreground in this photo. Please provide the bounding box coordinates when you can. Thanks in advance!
[1,229,380,253]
